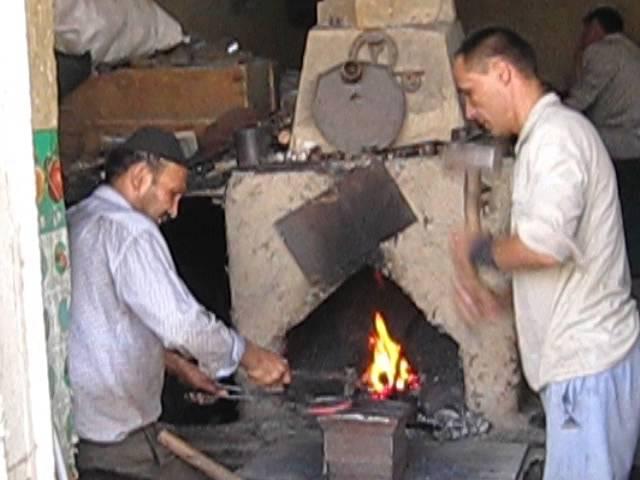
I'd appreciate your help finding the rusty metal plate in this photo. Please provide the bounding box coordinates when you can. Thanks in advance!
[312,63,406,154]
[275,162,416,286]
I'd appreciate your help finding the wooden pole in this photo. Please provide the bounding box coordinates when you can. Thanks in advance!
[157,429,243,480]
[464,171,482,233]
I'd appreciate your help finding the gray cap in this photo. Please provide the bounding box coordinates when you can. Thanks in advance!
[122,127,187,166]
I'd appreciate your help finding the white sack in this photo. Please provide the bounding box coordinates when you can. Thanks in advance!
[54,0,187,65]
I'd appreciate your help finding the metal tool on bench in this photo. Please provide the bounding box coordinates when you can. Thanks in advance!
[184,382,282,404]
[185,368,361,415]
[185,383,354,416]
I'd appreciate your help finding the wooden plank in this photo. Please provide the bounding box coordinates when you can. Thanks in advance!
[59,60,276,163]
[61,67,245,120]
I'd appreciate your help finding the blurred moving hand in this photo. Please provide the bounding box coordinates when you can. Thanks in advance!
[240,340,291,388]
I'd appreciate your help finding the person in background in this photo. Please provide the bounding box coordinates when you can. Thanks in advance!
[565,6,640,280]
[451,27,640,479]
[565,5,640,160]
[68,127,291,479]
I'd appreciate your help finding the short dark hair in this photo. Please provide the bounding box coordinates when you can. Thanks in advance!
[584,6,623,34]
[104,147,163,184]
[456,27,538,78]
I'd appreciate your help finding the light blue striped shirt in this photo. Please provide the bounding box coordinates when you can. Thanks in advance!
[68,185,245,442]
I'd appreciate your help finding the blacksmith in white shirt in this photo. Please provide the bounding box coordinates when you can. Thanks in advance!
[450,27,640,479]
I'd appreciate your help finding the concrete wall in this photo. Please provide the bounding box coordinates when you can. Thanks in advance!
[0,1,55,478]
[27,0,57,129]
[456,0,640,91]
[156,0,312,68]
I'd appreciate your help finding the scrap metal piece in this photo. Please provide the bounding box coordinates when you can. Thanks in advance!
[397,70,425,93]
[307,396,354,416]
[275,162,417,286]
[416,406,492,441]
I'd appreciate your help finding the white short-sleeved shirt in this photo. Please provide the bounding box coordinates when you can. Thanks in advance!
[512,93,639,391]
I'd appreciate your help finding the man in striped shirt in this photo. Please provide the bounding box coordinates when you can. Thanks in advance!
[68,127,290,479]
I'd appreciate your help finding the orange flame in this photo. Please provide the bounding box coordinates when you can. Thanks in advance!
[363,312,420,399]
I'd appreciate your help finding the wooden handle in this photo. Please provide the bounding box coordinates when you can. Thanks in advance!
[157,429,243,480]
[465,171,482,233]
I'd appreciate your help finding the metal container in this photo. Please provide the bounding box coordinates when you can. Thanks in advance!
[234,125,271,167]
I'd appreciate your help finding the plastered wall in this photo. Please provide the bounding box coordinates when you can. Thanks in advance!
[0,1,56,477]
[456,0,640,91]
[27,0,57,130]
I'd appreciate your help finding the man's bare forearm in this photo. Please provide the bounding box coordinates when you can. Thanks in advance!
[164,349,188,375]
[492,234,560,272]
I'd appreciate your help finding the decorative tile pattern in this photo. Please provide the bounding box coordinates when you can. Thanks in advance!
[34,129,75,476]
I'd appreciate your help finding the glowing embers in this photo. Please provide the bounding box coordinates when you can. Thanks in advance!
[363,312,420,399]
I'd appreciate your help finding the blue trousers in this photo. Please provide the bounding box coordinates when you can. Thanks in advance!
[541,340,640,480]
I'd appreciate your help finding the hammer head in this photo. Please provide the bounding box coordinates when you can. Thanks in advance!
[441,140,504,174]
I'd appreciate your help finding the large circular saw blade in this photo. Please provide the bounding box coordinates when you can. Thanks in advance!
[312,62,406,154]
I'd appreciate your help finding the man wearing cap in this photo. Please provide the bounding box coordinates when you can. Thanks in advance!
[68,127,291,479]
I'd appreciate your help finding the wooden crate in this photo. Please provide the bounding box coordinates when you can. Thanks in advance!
[59,57,277,164]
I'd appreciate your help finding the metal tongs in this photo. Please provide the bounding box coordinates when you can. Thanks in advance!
[184,368,361,407]
[184,382,284,405]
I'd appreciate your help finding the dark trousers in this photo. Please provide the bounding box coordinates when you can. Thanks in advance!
[77,423,208,480]
[614,160,640,277]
